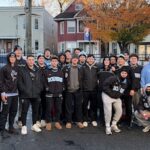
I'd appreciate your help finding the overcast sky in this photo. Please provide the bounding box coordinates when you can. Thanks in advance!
[0,0,61,17]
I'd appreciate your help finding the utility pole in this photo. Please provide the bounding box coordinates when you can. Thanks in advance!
[24,0,32,55]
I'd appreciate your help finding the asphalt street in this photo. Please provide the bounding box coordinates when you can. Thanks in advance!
[0,122,150,150]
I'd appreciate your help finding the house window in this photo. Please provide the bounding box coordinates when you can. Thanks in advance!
[35,18,38,29]
[75,4,83,11]
[35,40,39,50]
[67,21,76,33]
[78,20,85,32]
[60,22,64,34]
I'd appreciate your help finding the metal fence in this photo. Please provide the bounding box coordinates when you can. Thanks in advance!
[0,51,149,68]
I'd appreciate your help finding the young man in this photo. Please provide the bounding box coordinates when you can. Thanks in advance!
[44,48,52,69]
[18,55,44,135]
[63,54,84,129]
[65,50,72,65]
[78,51,87,66]
[44,56,64,131]
[0,52,18,139]
[135,84,150,132]
[36,54,47,128]
[13,45,26,67]
[129,54,143,108]
[102,68,128,135]
[81,54,98,127]
[115,54,136,127]
[73,48,81,55]
[14,45,26,127]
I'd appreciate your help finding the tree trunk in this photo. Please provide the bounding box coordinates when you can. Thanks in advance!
[118,42,129,54]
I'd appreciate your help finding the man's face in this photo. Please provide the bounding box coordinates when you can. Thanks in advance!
[15,49,22,59]
[87,56,95,65]
[65,52,72,59]
[44,51,51,58]
[71,58,78,65]
[38,56,45,65]
[9,55,16,64]
[117,57,125,66]
[110,57,116,65]
[74,49,80,55]
[124,53,129,61]
[130,57,138,65]
[120,71,128,78]
[51,59,58,68]
[79,55,86,63]
[27,57,35,67]
[59,55,65,63]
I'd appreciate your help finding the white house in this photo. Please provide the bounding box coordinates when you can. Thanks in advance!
[109,35,150,60]
[0,6,57,55]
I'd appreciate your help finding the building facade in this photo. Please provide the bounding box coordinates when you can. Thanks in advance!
[0,6,57,55]
[54,1,100,56]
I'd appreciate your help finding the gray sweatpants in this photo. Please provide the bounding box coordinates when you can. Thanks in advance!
[134,110,150,127]
[102,92,122,127]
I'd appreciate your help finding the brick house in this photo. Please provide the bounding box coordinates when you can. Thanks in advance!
[54,0,101,56]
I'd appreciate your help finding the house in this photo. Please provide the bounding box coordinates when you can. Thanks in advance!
[0,6,57,55]
[54,0,101,57]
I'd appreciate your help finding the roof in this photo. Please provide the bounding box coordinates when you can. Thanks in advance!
[54,11,78,20]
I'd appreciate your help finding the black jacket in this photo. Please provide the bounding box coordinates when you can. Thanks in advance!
[18,65,43,98]
[81,63,98,91]
[44,68,64,97]
[137,95,150,112]
[115,65,136,94]
[63,64,82,91]
[130,64,143,91]
[103,75,128,99]
[0,64,18,93]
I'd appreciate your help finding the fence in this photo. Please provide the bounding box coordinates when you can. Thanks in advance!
[0,51,149,68]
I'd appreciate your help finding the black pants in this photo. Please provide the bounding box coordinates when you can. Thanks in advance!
[38,92,46,121]
[46,97,62,123]
[122,95,133,125]
[83,91,97,122]
[65,91,82,123]
[0,96,18,131]
[21,98,41,126]
[97,90,105,124]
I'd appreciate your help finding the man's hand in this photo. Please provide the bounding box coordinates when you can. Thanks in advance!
[1,94,7,103]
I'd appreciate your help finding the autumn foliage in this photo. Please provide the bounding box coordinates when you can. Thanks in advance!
[83,0,150,52]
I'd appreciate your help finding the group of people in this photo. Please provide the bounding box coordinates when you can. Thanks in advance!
[0,45,150,141]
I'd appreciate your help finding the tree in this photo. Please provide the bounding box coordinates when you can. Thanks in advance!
[83,0,150,52]
[56,0,71,13]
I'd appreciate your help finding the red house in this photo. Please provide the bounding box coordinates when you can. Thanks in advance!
[54,0,101,56]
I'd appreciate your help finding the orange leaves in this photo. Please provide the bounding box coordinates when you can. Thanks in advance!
[83,0,150,43]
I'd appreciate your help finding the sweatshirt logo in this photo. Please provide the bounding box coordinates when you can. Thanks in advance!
[11,70,17,81]
[48,77,63,82]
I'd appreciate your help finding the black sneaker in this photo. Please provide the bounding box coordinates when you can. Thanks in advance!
[8,127,19,135]
[0,130,10,139]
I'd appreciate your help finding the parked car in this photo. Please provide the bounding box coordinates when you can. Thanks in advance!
[0,53,7,69]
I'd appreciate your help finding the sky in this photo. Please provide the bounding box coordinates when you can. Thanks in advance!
[0,0,61,17]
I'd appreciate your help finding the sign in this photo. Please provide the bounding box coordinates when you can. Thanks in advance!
[84,27,91,41]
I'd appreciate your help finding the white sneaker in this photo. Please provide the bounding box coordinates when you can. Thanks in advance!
[83,122,88,127]
[36,121,42,128]
[142,126,150,132]
[41,120,46,128]
[111,125,121,133]
[92,121,98,127]
[21,126,27,135]
[105,127,112,135]
[31,124,42,132]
